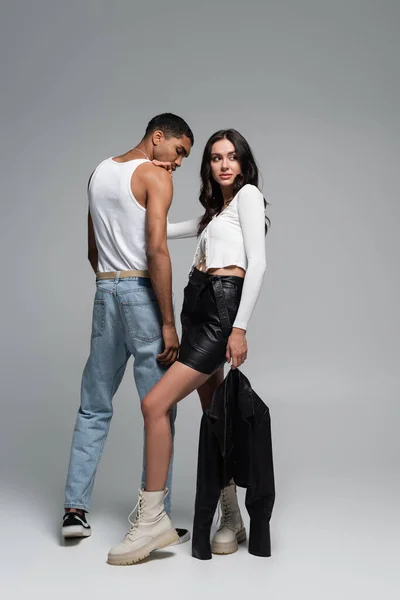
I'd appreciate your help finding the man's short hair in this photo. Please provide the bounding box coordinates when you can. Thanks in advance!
[145,113,194,146]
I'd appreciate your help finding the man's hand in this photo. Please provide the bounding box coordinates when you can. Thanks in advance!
[152,160,176,174]
[226,328,248,369]
[157,324,180,365]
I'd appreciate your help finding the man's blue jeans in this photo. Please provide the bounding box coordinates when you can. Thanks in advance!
[64,275,176,515]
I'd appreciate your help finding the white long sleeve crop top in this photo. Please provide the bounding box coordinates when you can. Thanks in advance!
[167,184,267,331]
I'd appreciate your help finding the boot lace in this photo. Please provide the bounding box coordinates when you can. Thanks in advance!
[125,489,169,542]
[125,490,146,541]
[216,487,232,529]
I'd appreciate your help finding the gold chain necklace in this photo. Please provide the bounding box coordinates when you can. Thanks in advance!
[134,147,150,160]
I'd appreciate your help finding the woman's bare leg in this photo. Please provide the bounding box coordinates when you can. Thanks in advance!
[197,367,224,412]
[141,361,210,493]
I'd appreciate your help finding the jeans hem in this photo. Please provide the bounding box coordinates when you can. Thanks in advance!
[64,503,90,512]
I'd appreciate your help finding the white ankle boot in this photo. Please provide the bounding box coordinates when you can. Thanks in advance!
[107,489,179,565]
[211,482,246,555]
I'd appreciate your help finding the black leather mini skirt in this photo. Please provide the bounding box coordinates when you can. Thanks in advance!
[177,268,244,375]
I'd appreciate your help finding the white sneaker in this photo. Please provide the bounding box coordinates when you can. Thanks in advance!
[107,489,179,565]
[211,482,246,555]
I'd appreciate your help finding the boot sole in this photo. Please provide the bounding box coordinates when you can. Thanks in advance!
[211,527,247,555]
[107,528,180,565]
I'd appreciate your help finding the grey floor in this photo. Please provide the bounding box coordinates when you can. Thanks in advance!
[2,475,397,599]
[1,385,398,600]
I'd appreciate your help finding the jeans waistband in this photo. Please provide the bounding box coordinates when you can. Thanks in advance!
[96,269,150,281]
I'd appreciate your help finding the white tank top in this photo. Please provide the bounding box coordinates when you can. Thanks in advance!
[88,157,150,272]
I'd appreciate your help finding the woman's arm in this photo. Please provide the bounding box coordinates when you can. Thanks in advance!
[150,160,201,239]
[232,185,267,330]
[167,217,201,239]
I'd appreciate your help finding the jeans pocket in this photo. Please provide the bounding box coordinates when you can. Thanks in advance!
[91,299,106,339]
[122,292,163,343]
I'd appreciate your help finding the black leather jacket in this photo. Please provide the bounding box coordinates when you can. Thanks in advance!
[192,368,275,559]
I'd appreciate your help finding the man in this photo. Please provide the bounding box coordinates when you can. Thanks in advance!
[62,113,194,545]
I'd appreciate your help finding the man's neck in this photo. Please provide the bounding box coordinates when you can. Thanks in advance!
[131,140,153,161]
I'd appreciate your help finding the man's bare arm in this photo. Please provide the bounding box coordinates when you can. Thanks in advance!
[142,166,179,364]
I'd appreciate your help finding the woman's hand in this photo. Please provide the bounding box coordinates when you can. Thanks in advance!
[152,160,176,174]
[226,328,248,369]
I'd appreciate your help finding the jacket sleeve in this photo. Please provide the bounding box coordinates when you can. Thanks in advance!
[192,414,223,560]
[245,407,275,557]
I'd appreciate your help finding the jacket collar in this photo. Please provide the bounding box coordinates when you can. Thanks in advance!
[208,368,255,422]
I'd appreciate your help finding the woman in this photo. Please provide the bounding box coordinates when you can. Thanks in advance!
[107,129,269,565]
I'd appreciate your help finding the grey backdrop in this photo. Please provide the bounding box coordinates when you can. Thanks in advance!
[1,1,399,598]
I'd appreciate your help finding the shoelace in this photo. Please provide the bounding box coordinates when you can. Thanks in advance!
[125,492,145,540]
[125,489,168,541]
[215,488,232,530]
[220,488,232,526]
